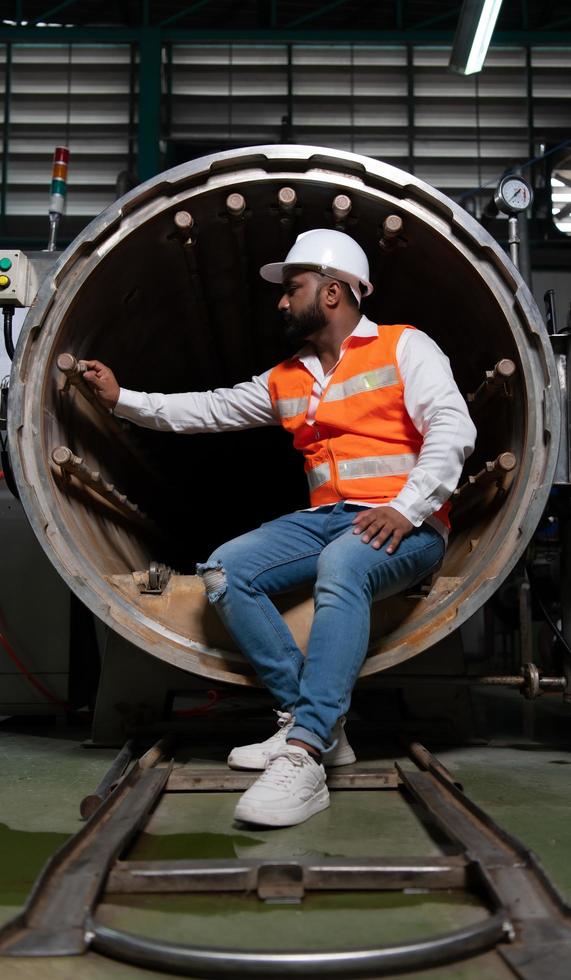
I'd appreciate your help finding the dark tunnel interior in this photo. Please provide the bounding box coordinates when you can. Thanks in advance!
[46,178,523,575]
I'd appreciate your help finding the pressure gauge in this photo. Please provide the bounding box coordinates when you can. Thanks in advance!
[494,176,533,215]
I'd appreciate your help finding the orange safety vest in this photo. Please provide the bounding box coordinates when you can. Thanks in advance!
[268,323,451,530]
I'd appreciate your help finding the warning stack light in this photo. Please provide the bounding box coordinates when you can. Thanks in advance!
[47,146,70,252]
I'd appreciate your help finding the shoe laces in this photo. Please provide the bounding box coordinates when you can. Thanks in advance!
[258,746,313,787]
[264,710,293,743]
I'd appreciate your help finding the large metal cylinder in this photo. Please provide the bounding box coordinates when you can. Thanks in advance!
[9,145,560,686]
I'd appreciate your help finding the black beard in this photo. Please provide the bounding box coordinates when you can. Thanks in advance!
[281,302,327,347]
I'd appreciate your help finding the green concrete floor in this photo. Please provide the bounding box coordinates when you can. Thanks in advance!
[0,690,570,979]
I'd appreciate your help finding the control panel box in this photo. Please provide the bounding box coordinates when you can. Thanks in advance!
[0,250,38,306]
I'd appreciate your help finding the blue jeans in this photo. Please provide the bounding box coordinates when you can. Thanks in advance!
[197,502,445,755]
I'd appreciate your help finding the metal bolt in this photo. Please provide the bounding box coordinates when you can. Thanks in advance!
[278,187,297,210]
[52,446,73,466]
[332,194,352,221]
[226,193,246,217]
[174,211,194,231]
[56,353,87,377]
[495,358,517,380]
[383,214,403,239]
[492,452,517,474]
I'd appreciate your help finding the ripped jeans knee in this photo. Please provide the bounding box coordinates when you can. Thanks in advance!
[196,558,227,603]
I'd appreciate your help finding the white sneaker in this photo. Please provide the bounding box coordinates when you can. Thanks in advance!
[234,746,329,827]
[227,711,356,770]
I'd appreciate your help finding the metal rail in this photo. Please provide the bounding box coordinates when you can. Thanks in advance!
[1,739,570,977]
[90,914,509,978]
[398,763,571,979]
[0,739,173,956]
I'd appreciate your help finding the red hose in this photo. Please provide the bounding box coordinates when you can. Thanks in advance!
[173,689,236,717]
[0,616,73,711]
[1,468,74,709]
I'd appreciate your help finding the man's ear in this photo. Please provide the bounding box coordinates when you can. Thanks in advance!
[323,279,343,308]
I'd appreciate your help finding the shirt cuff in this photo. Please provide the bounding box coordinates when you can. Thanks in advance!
[114,387,146,420]
[389,485,442,527]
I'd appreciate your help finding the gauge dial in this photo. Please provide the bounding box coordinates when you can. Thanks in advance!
[494,176,533,215]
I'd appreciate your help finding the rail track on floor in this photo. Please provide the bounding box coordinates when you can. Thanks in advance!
[0,735,570,978]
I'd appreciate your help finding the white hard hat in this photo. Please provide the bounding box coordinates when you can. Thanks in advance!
[260,229,373,304]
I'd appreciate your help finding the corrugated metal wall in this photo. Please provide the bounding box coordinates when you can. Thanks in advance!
[0,44,134,217]
[0,41,570,223]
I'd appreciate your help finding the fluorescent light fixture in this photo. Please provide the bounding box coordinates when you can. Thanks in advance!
[449,0,504,75]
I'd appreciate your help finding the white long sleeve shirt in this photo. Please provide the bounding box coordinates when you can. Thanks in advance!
[115,316,476,535]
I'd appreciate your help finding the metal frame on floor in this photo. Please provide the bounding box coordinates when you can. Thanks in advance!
[0,737,570,977]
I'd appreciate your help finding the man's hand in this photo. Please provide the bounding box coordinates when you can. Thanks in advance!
[352,505,414,554]
[82,360,120,412]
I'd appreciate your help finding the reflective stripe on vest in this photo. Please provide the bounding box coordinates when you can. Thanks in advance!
[338,453,418,480]
[307,461,331,492]
[306,453,418,492]
[274,395,308,419]
[323,365,399,403]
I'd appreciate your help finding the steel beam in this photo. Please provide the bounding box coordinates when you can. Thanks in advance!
[105,855,469,895]
[286,0,355,30]
[137,27,162,182]
[1,27,571,43]
[166,766,399,791]
[159,0,217,28]
[412,7,461,30]
[32,0,81,24]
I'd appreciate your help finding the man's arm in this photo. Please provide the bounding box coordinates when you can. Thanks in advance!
[352,329,477,552]
[82,361,277,433]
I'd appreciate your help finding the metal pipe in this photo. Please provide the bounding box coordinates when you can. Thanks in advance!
[466,359,516,410]
[515,165,532,287]
[453,453,517,500]
[52,446,147,521]
[80,739,136,819]
[364,673,566,694]
[47,213,60,253]
[90,913,509,977]
[138,734,175,770]
[507,216,519,269]
[406,742,463,790]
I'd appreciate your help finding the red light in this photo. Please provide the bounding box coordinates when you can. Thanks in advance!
[53,146,70,163]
